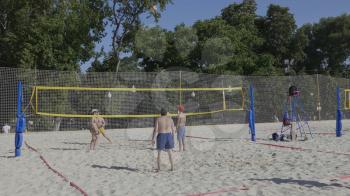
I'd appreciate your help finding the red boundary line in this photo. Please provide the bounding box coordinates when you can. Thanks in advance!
[186,133,336,141]
[186,136,238,140]
[39,155,69,182]
[256,142,350,156]
[25,141,88,196]
[186,186,249,196]
[186,136,252,141]
[338,176,350,180]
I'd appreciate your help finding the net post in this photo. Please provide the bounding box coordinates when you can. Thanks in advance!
[179,71,182,105]
[15,81,26,157]
[248,85,256,142]
[35,86,38,113]
[222,80,226,110]
[336,86,342,137]
[222,90,226,110]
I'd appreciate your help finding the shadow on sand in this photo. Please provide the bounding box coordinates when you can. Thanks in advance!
[50,147,81,151]
[63,142,89,145]
[186,135,244,141]
[92,164,139,172]
[128,139,151,142]
[0,155,15,158]
[250,178,350,189]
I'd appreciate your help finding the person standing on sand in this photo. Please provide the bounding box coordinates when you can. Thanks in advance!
[152,108,176,171]
[95,112,112,143]
[176,105,186,152]
[89,109,111,151]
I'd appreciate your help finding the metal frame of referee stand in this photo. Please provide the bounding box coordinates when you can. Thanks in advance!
[280,86,313,140]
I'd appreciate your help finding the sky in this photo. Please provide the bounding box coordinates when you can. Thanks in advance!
[81,0,350,71]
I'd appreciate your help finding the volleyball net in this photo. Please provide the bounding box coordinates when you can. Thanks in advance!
[0,68,248,131]
[34,86,244,118]
[1,67,350,132]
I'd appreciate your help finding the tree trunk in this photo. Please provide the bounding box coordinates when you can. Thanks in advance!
[116,57,121,73]
[114,57,121,86]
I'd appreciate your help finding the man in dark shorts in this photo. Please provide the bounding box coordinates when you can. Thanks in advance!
[152,108,176,171]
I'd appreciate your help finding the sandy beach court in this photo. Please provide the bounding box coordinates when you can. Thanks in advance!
[1,121,350,196]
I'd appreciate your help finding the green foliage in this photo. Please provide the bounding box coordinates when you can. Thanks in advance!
[173,24,198,59]
[108,0,172,72]
[260,4,297,67]
[189,1,265,75]
[222,0,257,31]
[134,26,167,61]
[194,18,237,42]
[300,14,350,75]
[254,54,280,75]
[201,37,234,68]
[1,0,350,77]
[89,55,140,72]
[0,0,108,71]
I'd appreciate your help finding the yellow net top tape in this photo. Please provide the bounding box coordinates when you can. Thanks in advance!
[35,86,242,92]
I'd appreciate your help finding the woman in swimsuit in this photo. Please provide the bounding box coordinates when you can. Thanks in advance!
[89,109,111,150]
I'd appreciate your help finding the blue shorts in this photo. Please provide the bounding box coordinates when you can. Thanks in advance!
[157,133,174,150]
[177,127,186,141]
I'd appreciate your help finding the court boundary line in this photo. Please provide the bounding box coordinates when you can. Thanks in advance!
[25,141,88,196]
[256,142,350,156]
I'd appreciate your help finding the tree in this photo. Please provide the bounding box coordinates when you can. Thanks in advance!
[192,18,236,72]
[134,26,167,61]
[221,0,263,52]
[173,24,198,59]
[260,4,297,67]
[133,24,199,72]
[88,54,141,72]
[0,0,109,71]
[109,0,172,73]
[222,0,257,31]
[201,37,235,73]
[301,14,350,75]
[289,27,310,73]
[214,1,267,75]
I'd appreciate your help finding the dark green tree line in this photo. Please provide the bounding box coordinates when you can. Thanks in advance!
[0,0,109,71]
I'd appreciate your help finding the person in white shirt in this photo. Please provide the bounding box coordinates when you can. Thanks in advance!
[2,124,10,134]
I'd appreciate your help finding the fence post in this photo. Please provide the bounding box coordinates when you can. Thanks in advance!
[336,86,342,137]
[15,81,26,157]
[249,85,256,142]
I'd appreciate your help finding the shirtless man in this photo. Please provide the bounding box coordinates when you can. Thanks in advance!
[176,105,186,151]
[152,108,176,171]
[90,109,108,151]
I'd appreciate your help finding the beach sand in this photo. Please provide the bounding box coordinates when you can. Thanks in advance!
[1,120,350,196]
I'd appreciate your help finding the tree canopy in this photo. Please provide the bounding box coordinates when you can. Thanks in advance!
[1,0,350,76]
[0,0,109,71]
